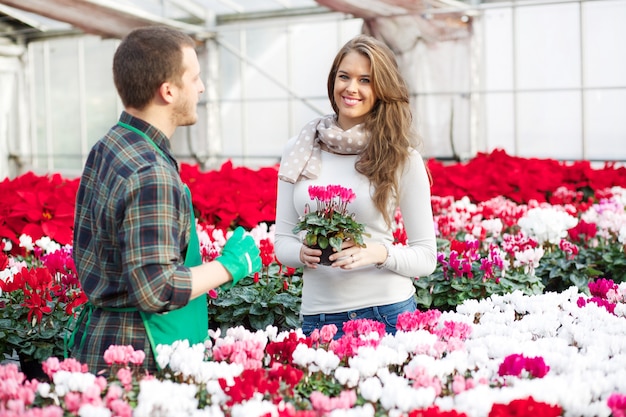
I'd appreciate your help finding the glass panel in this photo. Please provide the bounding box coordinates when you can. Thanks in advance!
[84,36,119,155]
[220,101,244,156]
[243,100,289,156]
[483,93,515,154]
[289,20,358,98]
[30,42,48,171]
[583,0,626,88]
[289,98,332,139]
[218,31,244,101]
[584,89,626,160]
[48,38,81,171]
[415,94,466,158]
[516,3,581,90]
[244,26,288,100]
[483,8,513,91]
[517,91,582,159]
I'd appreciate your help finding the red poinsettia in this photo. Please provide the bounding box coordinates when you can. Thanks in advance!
[0,172,78,249]
[427,149,626,203]
[2,149,626,249]
[181,161,278,231]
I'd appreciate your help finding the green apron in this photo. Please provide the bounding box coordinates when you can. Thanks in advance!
[139,184,208,353]
[68,121,208,368]
[119,121,208,360]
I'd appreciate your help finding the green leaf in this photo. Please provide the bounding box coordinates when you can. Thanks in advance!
[249,312,275,330]
[415,290,433,309]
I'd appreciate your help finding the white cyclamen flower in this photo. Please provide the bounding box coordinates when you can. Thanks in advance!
[481,218,504,238]
[18,234,34,251]
[334,366,361,388]
[230,398,277,417]
[348,345,406,379]
[52,371,98,396]
[78,404,112,417]
[291,343,340,374]
[378,372,436,412]
[329,403,376,417]
[1,239,12,252]
[619,224,626,244]
[134,379,199,417]
[518,207,578,245]
[35,236,61,254]
[359,377,383,403]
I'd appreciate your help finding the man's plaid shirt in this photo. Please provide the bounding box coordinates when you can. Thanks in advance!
[71,111,194,373]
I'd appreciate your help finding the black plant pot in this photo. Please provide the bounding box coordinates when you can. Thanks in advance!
[315,245,335,266]
[19,354,49,382]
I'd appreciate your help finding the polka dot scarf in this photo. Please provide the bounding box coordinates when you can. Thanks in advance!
[278,114,369,184]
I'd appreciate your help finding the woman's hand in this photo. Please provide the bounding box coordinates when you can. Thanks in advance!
[329,241,389,269]
[300,245,322,268]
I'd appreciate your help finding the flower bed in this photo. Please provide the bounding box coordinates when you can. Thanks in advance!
[1,149,626,416]
[1,283,626,416]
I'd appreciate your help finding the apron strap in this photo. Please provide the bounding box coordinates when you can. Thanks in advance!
[65,302,137,358]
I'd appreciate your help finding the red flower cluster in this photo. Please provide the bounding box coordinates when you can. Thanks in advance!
[180,161,278,231]
[218,365,303,407]
[489,396,562,417]
[409,406,469,417]
[0,267,59,324]
[427,149,626,203]
[2,149,626,248]
[0,172,79,249]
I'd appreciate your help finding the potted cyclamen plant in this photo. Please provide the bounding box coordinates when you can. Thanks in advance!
[292,184,368,265]
[0,244,86,380]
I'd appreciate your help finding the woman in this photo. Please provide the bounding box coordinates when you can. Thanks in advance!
[274,34,437,338]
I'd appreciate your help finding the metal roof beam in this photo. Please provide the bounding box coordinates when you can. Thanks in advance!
[0,0,214,40]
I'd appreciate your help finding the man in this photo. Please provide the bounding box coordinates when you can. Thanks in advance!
[70,26,261,373]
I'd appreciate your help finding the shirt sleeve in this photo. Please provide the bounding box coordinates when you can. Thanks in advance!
[274,176,307,268]
[383,150,438,278]
[118,164,193,312]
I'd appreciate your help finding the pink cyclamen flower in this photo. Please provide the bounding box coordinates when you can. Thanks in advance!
[116,367,134,391]
[397,309,442,332]
[109,399,133,417]
[319,324,338,343]
[103,345,134,366]
[129,350,146,366]
[608,393,626,417]
[310,390,357,414]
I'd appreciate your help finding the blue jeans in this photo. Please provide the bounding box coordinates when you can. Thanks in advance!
[301,296,417,339]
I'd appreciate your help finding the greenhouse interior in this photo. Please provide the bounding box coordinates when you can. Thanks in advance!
[1,1,626,417]
[0,0,624,181]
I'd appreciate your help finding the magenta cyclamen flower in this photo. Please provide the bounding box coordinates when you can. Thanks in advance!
[498,353,550,378]
[588,278,619,298]
[607,393,626,417]
[578,278,620,315]
[578,296,617,315]
[294,184,368,254]
[308,184,356,217]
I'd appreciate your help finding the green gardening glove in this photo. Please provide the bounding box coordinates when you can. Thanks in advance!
[216,226,262,290]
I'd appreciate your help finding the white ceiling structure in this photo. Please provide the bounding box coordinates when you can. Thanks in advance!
[0,0,474,41]
[0,0,479,175]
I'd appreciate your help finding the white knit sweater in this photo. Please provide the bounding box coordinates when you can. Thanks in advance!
[274,141,437,315]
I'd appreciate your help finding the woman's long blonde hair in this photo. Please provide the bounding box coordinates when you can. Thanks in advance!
[327,34,418,226]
